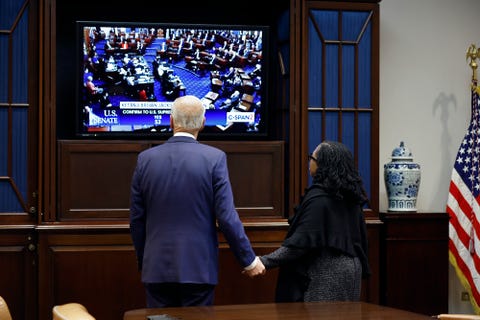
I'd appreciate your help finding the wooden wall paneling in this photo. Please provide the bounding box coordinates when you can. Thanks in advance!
[216,246,280,304]
[380,212,449,316]
[0,226,37,320]
[34,219,381,320]
[57,140,285,221]
[40,0,58,223]
[363,219,381,304]
[0,0,38,224]
[290,0,383,304]
[206,141,285,219]
[36,224,286,320]
[293,0,380,216]
[216,220,381,305]
[57,141,150,220]
[37,226,144,320]
[216,223,288,305]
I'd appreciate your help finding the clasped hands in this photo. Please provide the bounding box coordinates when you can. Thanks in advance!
[242,256,266,278]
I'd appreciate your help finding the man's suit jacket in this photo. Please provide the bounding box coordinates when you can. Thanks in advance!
[130,135,256,285]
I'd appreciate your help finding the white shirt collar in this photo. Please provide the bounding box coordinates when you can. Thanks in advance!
[174,132,196,139]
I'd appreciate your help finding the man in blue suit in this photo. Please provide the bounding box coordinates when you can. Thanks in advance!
[130,95,266,308]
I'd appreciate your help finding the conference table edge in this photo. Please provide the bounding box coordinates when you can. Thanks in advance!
[123,301,433,320]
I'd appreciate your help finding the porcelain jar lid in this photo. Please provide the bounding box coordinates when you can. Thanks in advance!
[391,141,413,160]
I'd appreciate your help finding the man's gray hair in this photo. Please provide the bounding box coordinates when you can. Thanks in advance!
[171,95,205,130]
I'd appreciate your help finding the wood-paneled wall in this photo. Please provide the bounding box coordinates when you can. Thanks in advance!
[56,141,285,221]
[31,222,381,320]
[0,1,449,320]
[3,215,451,320]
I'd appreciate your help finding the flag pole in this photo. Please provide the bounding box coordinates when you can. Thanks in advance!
[448,44,480,315]
[466,44,480,92]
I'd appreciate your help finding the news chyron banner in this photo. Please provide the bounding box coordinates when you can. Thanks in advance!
[85,101,256,131]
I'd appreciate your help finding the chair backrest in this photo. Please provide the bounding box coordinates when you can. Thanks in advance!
[436,314,480,320]
[0,296,13,320]
[52,303,96,320]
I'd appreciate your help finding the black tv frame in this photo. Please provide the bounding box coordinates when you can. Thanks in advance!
[75,21,271,140]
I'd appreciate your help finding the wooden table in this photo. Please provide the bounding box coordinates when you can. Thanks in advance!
[123,301,433,320]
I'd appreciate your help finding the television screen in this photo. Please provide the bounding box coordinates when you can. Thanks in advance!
[76,21,270,139]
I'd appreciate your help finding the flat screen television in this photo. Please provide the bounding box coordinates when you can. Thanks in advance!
[76,21,270,139]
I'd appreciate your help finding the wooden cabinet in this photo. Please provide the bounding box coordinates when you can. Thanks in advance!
[35,224,287,320]
[34,221,380,320]
[290,0,380,215]
[380,212,449,315]
[56,140,285,221]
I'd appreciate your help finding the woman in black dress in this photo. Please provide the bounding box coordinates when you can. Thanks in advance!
[260,140,371,302]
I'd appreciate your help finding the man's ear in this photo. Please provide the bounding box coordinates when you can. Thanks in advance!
[200,117,206,130]
[170,116,174,129]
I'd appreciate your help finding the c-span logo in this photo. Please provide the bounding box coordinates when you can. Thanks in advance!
[226,112,255,123]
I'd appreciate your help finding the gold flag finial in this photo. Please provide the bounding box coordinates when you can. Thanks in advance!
[466,44,480,82]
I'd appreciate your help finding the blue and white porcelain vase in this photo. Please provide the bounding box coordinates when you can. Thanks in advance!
[384,141,421,212]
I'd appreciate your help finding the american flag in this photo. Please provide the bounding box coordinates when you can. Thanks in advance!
[447,80,480,314]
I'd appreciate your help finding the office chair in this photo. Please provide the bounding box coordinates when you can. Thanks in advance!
[0,296,13,320]
[436,314,480,320]
[52,302,96,320]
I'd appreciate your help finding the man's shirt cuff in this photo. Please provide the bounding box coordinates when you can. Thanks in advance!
[243,256,259,270]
